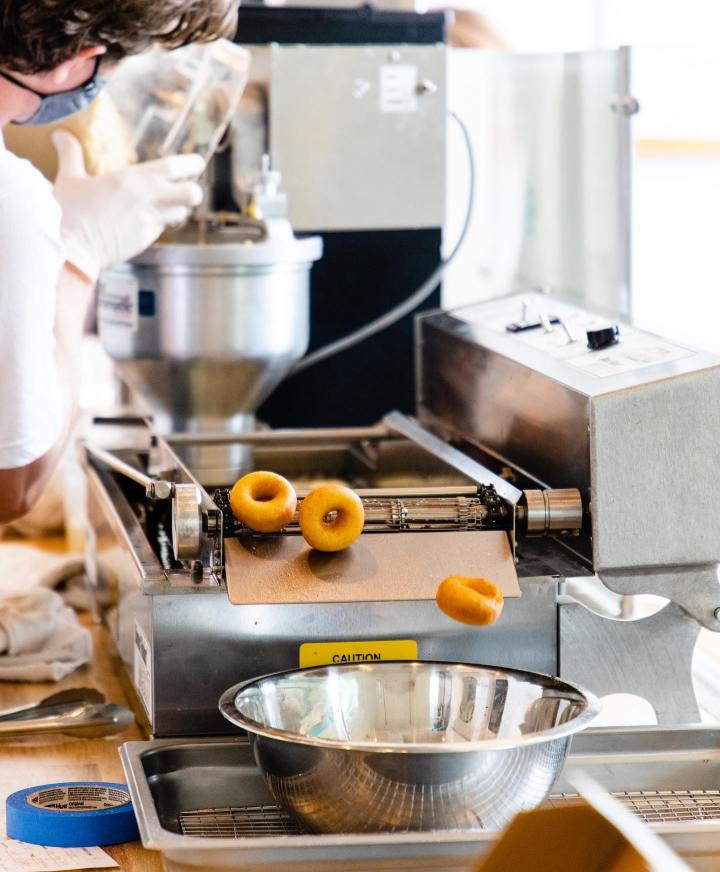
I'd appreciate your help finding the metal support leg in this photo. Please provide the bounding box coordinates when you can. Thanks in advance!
[559,601,702,725]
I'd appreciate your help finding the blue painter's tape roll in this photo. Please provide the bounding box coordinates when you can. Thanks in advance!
[6,782,139,847]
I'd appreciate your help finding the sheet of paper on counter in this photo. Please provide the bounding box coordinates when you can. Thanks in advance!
[0,840,117,872]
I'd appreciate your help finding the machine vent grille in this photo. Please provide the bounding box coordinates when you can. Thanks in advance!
[178,789,720,838]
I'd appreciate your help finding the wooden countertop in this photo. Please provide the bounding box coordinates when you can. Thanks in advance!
[0,536,161,872]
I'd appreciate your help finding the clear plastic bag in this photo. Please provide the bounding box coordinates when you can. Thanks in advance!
[105,39,251,163]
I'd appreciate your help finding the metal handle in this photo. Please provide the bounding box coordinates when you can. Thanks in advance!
[0,688,104,721]
[558,317,577,344]
[85,444,174,500]
[539,311,555,333]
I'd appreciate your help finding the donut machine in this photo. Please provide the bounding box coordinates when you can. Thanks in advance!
[85,409,569,736]
[84,293,720,738]
[85,3,720,740]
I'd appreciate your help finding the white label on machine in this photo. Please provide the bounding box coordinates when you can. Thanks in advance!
[567,338,693,377]
[380,64,418,113]
[97,274,138,331]
[133,620,152,719]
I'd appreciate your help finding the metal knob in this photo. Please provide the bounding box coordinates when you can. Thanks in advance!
[587,324,620,351]
[417,79,438,95]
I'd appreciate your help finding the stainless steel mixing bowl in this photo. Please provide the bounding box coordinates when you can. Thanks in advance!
[219,661,600,833]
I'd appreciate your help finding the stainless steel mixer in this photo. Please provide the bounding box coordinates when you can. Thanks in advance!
[98,165,322,485]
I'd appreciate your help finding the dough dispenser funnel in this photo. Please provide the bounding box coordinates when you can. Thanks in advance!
[98,221,322,485]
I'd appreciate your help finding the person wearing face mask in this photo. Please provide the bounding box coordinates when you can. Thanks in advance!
[0,0,239,523]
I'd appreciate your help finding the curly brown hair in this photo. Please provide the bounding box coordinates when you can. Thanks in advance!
[0,0,239,73]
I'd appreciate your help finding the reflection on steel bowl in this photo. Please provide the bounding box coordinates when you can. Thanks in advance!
[219,660,600,833]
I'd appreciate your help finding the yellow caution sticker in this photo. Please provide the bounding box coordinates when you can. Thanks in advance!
[299,640,418,668]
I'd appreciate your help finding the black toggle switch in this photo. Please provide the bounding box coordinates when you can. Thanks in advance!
[586,324,620,351]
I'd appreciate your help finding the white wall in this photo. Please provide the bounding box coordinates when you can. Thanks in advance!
[450,0,600,51]
[427,0,720,51]
[598,0,720,49]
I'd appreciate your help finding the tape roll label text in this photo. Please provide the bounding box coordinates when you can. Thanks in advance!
[27,785,130,812]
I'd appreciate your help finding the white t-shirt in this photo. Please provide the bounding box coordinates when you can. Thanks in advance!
[0,134,64,469]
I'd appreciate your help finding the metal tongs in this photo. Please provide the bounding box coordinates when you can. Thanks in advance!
[0,687,134,739]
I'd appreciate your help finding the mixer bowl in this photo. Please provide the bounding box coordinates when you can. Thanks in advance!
[219,661,600,833]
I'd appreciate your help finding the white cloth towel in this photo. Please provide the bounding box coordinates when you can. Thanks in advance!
[0,589,92,681]
[0,543,88,607]
[0,544,92,681]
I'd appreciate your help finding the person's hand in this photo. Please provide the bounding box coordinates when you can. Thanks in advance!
[52,131,205,283]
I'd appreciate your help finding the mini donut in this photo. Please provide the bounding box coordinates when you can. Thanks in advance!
[299,484,365,552]
[435,576,504,627]
[229,471,297,533]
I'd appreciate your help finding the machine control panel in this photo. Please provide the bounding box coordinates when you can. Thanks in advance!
[468,291,698,385]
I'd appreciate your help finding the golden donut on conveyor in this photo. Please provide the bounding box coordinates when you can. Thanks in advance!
[299,484,365,552]
[229,471,297,533]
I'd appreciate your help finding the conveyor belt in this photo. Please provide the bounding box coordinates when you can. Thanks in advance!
[212,484,509,537]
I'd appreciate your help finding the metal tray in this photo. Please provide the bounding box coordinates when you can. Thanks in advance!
[121,727,720,871]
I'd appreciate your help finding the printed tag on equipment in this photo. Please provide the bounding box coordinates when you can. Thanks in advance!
[133,620,152,718]
[566,338,693,378]
[380,64,418,113]
[97,274,138,331]
[299,640,418,668]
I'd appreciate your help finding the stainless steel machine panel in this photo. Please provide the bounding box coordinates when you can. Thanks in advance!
[149,587,557,736]
[418,309,593,492]
[591,372,720,569]
[418,292,720,626]
[269,44,446,231]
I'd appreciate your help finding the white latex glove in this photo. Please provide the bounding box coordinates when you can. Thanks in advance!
[52,130,205,282]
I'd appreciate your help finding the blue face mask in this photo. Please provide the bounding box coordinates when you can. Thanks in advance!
[1,58,106,126]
